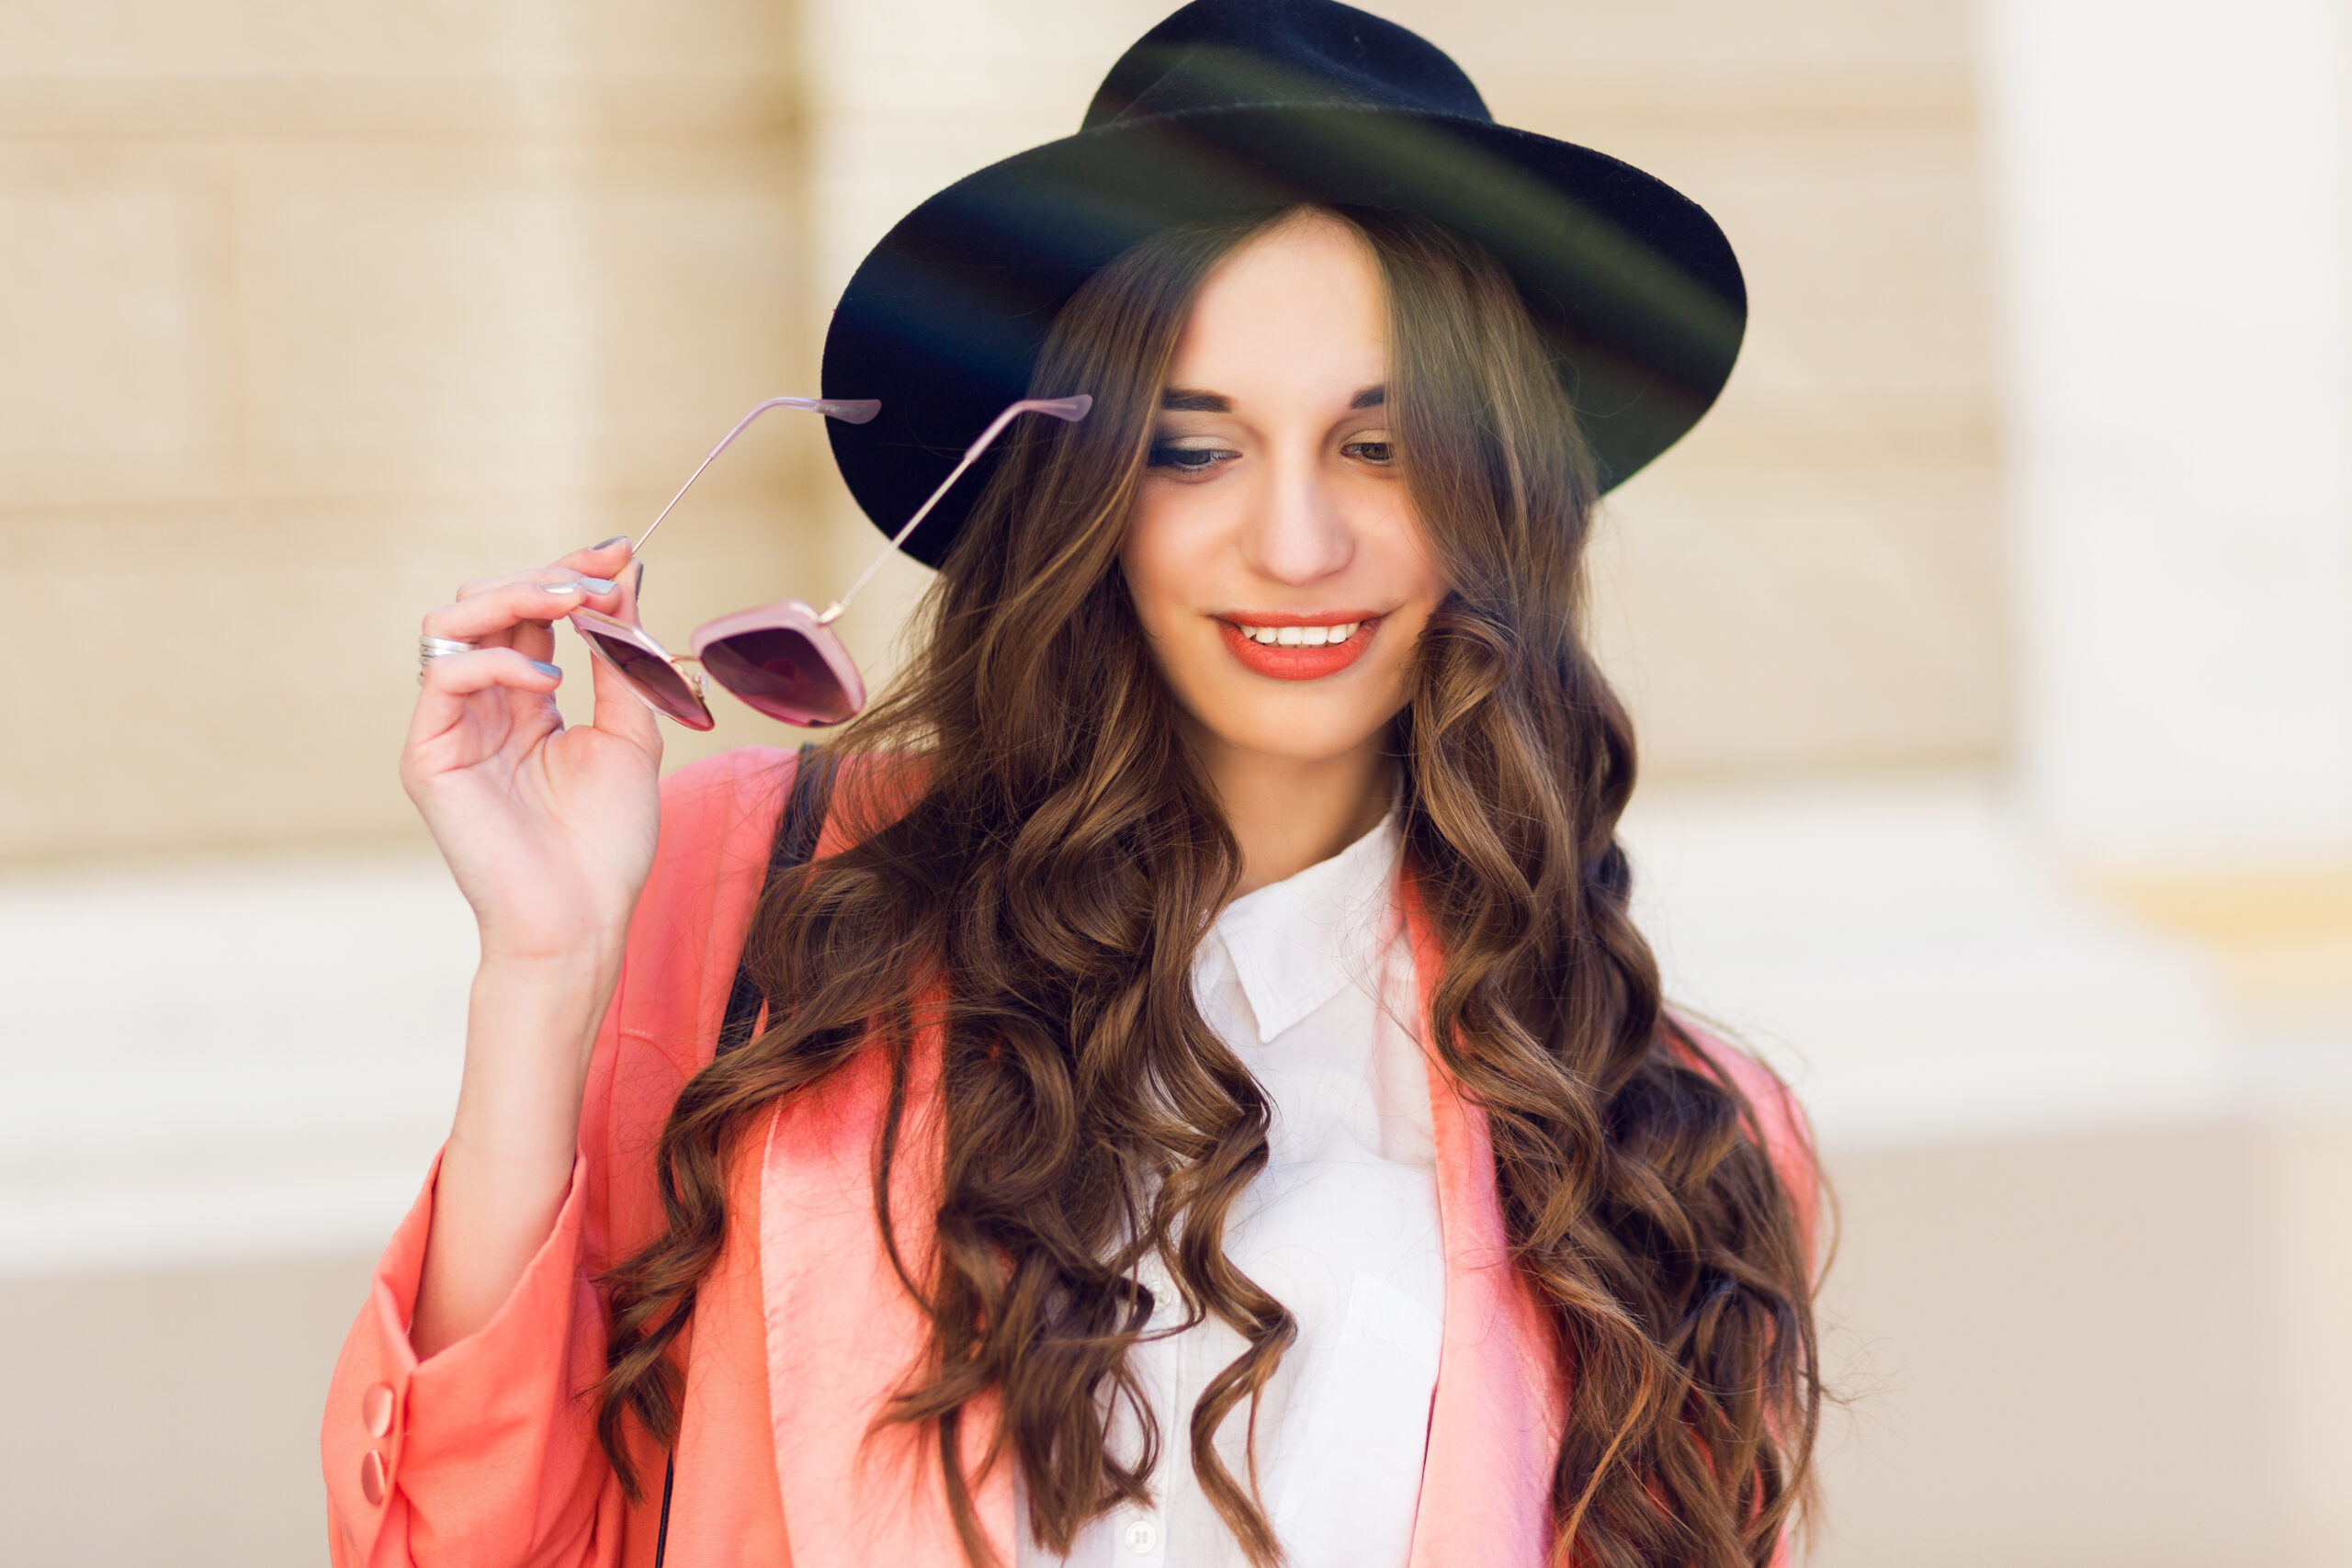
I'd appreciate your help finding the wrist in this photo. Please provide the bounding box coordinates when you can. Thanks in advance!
[474,925,629,976]
[469,947,623,1055]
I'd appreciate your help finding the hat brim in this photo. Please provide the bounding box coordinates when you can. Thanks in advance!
[822,104,1746,569]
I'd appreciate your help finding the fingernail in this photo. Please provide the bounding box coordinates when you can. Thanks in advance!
[633,561,646,594]
[539,581,582,594]
[531,660,561,678]
[575,575,616,593]
[593,535,629,550]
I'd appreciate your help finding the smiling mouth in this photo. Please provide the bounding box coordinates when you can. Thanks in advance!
[1230,619,1363,648]
[1216,614,1384,680]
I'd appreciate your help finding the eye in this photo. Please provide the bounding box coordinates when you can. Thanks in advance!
[1342,438,1394,466]
[1147,440,1238,477]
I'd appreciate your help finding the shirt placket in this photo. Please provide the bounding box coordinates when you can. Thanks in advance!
[1114,1247,1178,1566]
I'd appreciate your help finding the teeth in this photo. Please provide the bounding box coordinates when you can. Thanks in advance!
[1237,621,1362,647]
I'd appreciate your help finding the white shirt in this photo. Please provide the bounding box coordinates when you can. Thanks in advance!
[1020,812,1444,1568]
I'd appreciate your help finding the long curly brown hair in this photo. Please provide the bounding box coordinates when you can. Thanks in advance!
[595,205,1821,1568]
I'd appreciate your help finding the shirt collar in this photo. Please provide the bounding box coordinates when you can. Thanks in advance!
[1206,807,1404,1043]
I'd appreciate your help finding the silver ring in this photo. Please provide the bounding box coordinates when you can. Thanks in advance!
[418,635,477,671]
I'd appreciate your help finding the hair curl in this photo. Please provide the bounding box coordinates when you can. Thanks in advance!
[596,205,1821,1568]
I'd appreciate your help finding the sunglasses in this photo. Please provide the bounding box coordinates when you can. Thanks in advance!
[571,392,1092,729]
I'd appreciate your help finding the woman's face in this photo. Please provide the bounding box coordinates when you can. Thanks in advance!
[1121,213,1447,773]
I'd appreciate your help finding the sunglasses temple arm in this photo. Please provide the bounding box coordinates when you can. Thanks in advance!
[819,402,1035,622]
[632,397,832,554]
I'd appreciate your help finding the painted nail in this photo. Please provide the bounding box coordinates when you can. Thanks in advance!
[531,660,561,678]
[593,535,629,550]
[575,575,616,593]
[633,561,646,595]
[539,581,582,594]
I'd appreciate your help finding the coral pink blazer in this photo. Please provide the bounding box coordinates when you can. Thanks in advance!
[324,747,1815,1567]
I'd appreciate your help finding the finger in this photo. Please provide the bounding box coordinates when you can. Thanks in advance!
[616,557,646,622]
[408,648,564,744]
[453,565,582,602]
[423,577,632,648]
[456,538,634,604]
[582,626,664,757]
[452,550,627,607]
[553,536,638,584]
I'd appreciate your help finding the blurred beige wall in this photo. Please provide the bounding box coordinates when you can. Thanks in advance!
[1,0,824,866]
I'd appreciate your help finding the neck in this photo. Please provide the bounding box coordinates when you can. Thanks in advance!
[1196,734,1396,897]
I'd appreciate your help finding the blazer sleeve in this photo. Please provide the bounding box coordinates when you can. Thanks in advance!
[322,746,801,1568]
[322,1150,621,1568]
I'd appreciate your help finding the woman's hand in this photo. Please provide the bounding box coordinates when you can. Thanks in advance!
[400,536,661,967]
[403,535,668,1358]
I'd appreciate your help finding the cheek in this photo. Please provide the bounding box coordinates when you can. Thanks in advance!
[1363,504,1447,695]
[1380,496,1447,604]
[1118,490,1196,640]
[1118,497,1230,716]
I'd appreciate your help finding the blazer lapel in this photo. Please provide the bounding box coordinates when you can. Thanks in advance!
[1403,897,1568,1568]
[758,1025,1015,1566]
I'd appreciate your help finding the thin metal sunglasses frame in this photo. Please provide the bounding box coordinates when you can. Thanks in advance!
[569,392,1092,729]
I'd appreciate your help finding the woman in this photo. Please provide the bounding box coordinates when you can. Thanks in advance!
[325,5,1820,1566]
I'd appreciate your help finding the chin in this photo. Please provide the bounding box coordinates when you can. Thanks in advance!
[1198,689,1401,766]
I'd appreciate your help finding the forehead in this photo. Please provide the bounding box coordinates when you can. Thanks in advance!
[1165,213,1388,395]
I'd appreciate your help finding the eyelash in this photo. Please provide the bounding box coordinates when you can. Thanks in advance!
[1145,438,1394,474]
[1147,443,1233,473]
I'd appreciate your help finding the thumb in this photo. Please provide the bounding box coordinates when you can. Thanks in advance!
[579,630,669,758]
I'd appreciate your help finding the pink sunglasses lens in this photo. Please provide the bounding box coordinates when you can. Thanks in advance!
[701,625,862,728]
[578,626,716,730]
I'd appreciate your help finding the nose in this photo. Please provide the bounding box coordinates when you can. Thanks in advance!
[1243,447,1355,585]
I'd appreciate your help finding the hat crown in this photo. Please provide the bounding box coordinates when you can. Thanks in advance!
[1082,0,1492,130]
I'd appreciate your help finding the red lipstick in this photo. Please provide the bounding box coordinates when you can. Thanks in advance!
[1216,611,1384,681]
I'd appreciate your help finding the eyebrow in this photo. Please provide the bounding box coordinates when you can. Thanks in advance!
[1158,384,1387,412]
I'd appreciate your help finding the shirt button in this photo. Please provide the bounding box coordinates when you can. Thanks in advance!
[1123,1517,1159,1553]
[361,1382,396,1438]
[359,1450,388,1506]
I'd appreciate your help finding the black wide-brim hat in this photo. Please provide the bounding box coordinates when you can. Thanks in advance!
[822,0,1745,570]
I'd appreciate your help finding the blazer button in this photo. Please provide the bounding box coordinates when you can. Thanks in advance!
[362,1382,396,1438]
[360,1450,388,1507]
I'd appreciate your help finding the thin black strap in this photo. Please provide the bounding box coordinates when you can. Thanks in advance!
[717,743,837,1057]
[657,742,835,1562]
[651,1451,676,1568]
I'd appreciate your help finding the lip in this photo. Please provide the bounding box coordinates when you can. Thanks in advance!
[1215,610,1385,682]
